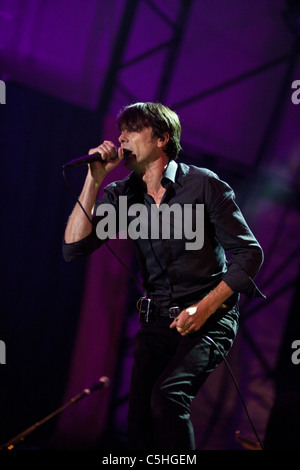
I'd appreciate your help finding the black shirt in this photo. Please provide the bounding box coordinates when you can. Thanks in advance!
[63,160,264,308]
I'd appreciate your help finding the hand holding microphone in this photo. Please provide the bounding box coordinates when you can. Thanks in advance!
[63,140,123,172]
[87,140,123,177]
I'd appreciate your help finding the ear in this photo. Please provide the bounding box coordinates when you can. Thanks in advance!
[157,132,170,149]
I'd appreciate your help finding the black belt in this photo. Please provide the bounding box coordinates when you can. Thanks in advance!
[137,297,181,323]
[137,296,230,323]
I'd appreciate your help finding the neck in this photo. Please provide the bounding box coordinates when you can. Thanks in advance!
[141,155,170,192]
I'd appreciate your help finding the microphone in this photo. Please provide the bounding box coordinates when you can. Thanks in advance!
[89,376,110,392]
[63,151,118,168]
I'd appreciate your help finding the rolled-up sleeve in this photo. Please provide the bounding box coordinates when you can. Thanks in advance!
[205,172,265,298]
[62,230,102,262]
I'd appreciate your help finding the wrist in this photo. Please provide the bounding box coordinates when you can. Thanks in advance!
[200,281,234,316]
[197,296,217,318]
[86,168,105,191]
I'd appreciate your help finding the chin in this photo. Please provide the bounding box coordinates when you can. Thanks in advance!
[124,157,141,171]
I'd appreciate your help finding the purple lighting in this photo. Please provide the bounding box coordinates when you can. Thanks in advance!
[0,0,300,452]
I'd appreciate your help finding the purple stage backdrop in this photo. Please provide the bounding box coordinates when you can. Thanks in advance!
[0,0,300,451]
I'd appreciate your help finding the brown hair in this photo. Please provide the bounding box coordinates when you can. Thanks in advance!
[117,102,182,160]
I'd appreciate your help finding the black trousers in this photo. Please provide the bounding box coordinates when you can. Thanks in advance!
[127,305,239,451]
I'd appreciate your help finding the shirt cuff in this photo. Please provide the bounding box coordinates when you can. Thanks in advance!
[222,263,266,299]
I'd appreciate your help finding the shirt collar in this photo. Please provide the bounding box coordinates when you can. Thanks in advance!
[125,159,182,196]
[161,159,178,185]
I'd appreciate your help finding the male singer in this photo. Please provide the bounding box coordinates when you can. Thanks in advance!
[63,102,264,450]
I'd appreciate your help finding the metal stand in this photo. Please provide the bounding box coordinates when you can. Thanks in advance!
[0,376,110,450]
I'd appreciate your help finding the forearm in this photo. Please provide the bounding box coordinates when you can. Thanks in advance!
[200,281,234,317]
[64,169,105,243]
[64,141,123,244]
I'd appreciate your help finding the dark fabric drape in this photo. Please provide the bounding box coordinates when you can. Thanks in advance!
[52,238,133,449]
[0,82,131,447]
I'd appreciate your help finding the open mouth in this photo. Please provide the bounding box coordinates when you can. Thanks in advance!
[123,149,136,160]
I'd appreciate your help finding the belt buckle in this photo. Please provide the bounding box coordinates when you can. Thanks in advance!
[138,297,151,322]
[168,306,180,319]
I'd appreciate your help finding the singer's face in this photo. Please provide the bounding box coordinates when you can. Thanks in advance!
[118,127,163,170]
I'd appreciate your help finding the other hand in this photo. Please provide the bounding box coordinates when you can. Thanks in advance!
[169,301,213,336]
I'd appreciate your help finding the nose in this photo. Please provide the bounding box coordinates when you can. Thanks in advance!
[118,130,129,144]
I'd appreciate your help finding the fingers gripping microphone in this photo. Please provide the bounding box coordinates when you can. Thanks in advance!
[62,151,118,168]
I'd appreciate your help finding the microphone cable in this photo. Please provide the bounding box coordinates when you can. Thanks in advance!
[62,166,264,450]
[204,335,264,450]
